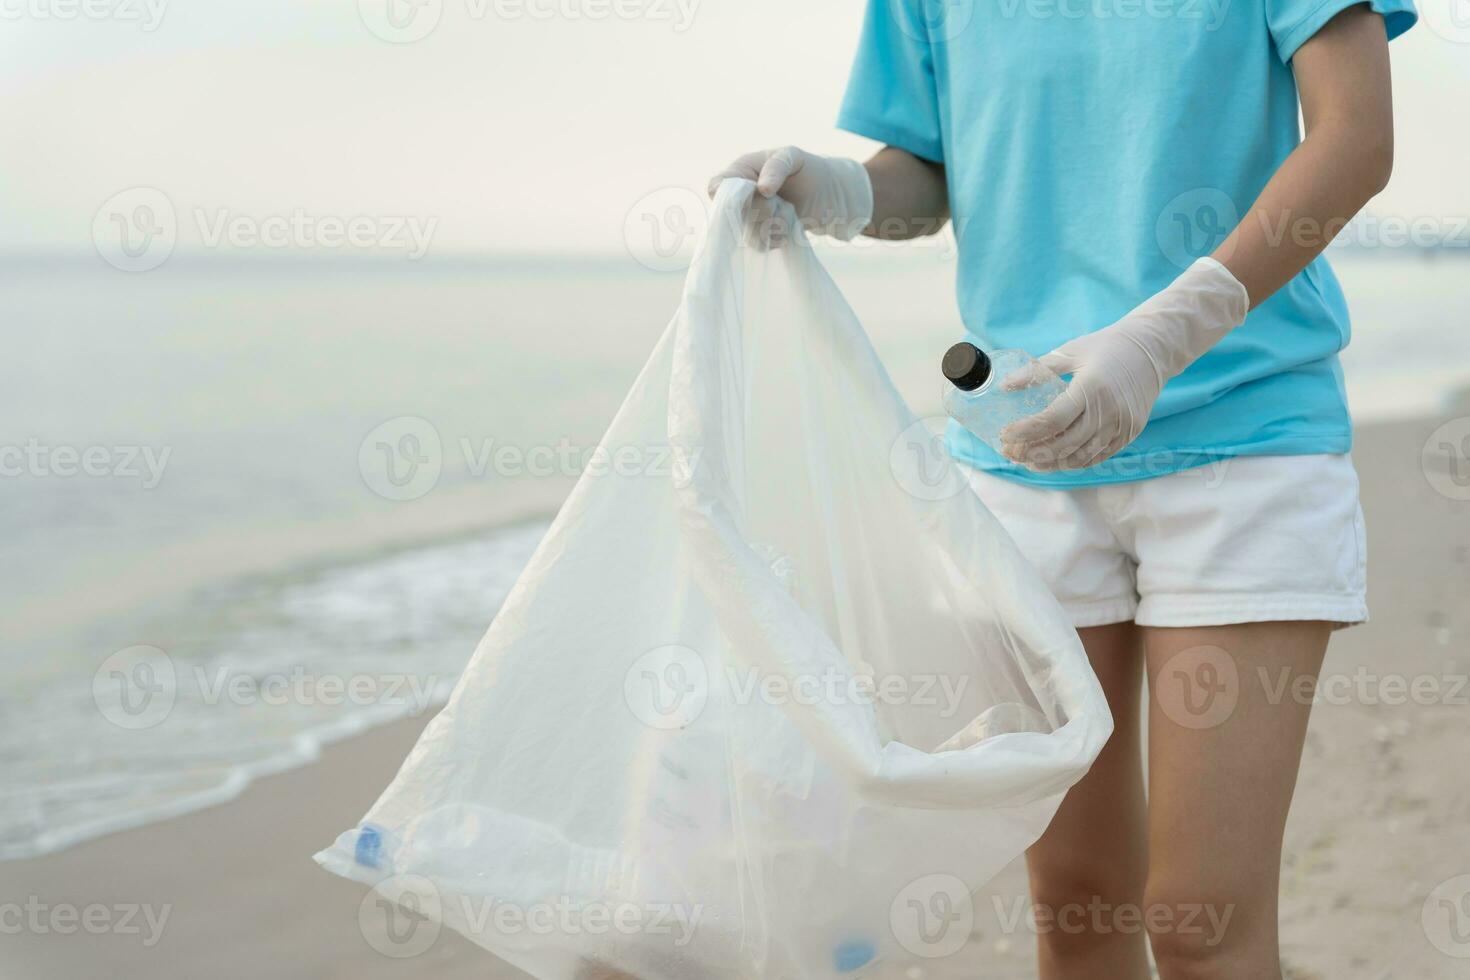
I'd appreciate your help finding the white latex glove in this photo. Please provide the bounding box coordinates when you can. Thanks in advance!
[707,147,873,248]
[1001,257,1251,472]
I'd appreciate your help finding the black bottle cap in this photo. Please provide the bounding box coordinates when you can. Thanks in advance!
[942,342,991,391]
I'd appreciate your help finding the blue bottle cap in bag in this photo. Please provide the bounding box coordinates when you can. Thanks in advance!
[354,824,383,869]
[834,938,876,972]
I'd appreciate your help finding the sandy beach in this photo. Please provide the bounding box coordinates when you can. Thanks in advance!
[7,415,1468,980]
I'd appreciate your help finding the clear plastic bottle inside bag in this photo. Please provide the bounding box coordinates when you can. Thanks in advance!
[941,342,1068,453]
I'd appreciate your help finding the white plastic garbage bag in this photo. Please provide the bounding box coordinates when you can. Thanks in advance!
[316,179,1111,980]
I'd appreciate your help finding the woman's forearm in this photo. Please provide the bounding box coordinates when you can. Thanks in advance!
[863,146,949,240]
[1212,5,1394,308]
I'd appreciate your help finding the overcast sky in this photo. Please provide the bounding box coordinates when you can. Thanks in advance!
[1,0,1466,255]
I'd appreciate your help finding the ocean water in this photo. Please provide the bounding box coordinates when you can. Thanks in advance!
[2,247,1466,859]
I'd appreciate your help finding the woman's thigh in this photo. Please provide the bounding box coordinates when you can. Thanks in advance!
[1142,620,1331,971]
[1025,622,1151,973]
[1023,625,1146,910]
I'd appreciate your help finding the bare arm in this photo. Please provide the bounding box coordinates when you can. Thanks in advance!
[862,146,949,240]
[1214,4,1395,307]
[1004,6,1399,471]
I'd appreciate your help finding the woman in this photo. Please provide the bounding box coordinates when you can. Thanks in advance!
[709,0,1415,976]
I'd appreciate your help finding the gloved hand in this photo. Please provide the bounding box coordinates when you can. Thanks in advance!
[707,147,873,248]
[1001,257,1251,471]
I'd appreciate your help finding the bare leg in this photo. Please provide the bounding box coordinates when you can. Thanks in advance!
[1026,622,1152,980]
[1143,621,1330,980]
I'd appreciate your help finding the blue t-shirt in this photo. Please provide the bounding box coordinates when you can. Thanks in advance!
[838,0,1416,487]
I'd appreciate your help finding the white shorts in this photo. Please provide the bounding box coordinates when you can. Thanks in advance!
[964,454,1368,629]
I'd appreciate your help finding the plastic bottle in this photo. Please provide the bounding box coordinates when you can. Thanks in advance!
[941,342,1067,454]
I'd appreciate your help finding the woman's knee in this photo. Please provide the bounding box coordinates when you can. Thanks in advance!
[1026,851,1149,954]
[1029,846,1147,911]
[1142,880,1268,979]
